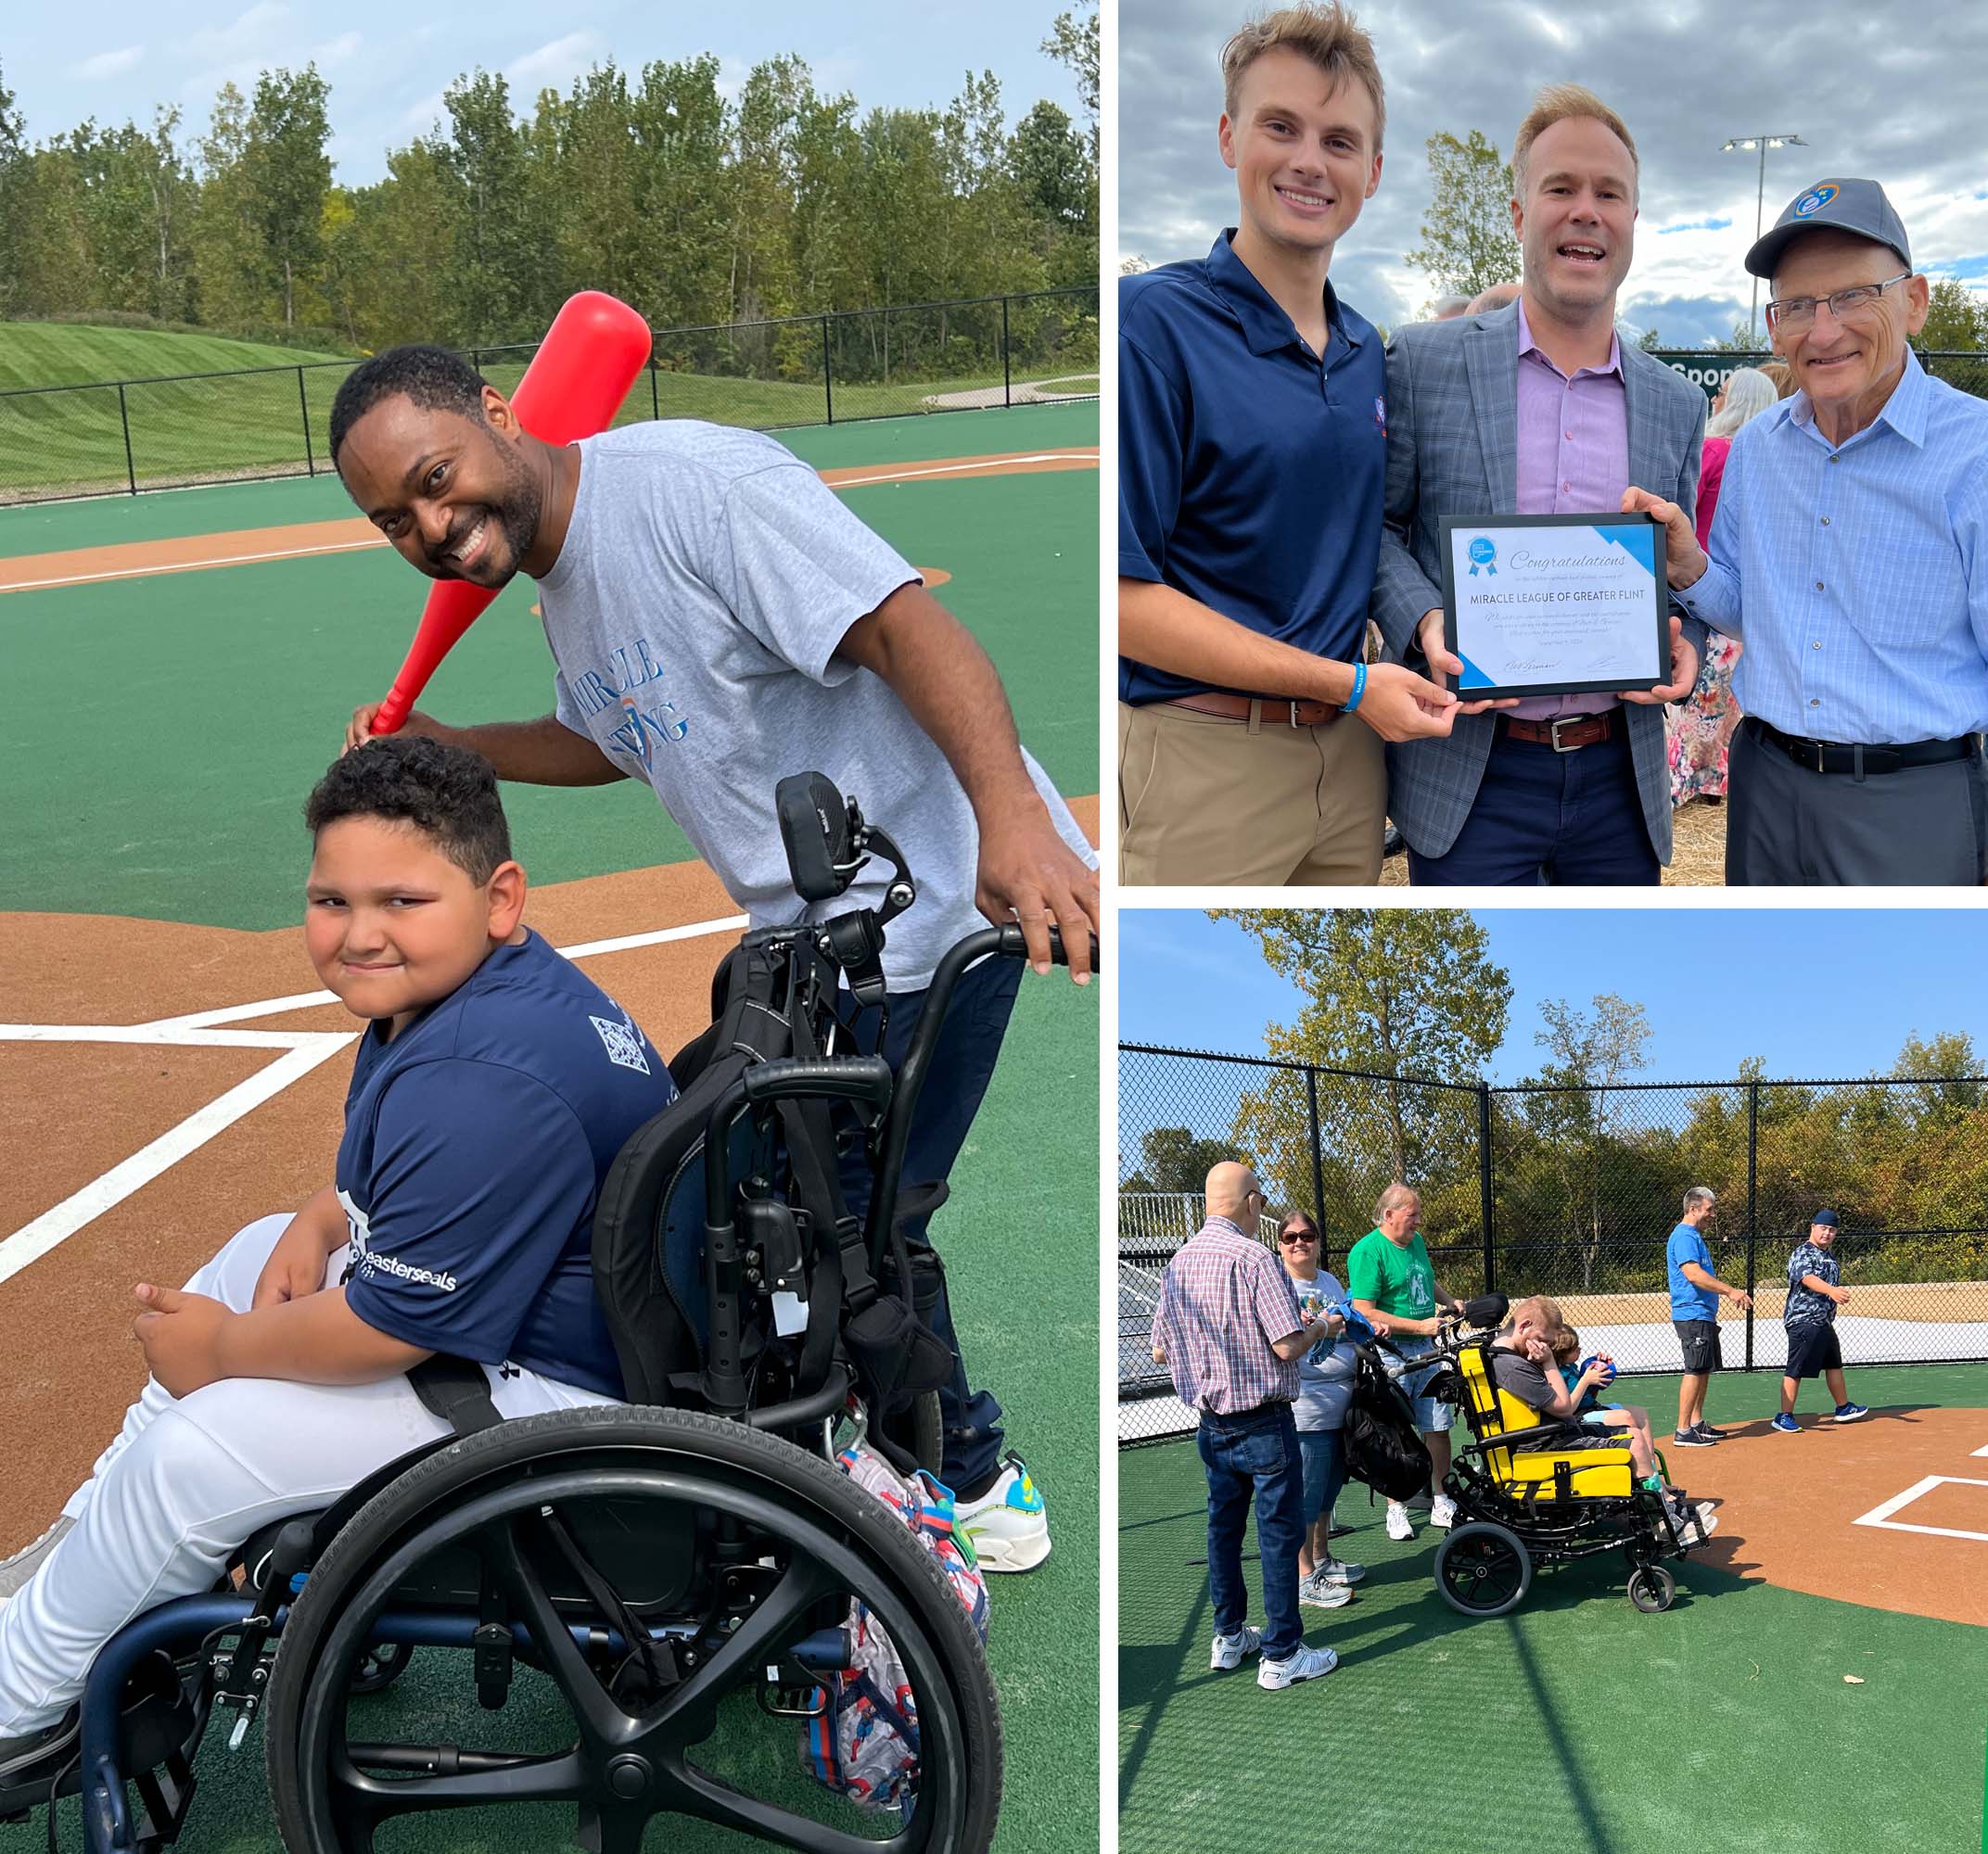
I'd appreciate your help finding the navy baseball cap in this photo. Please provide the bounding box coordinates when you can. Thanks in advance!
[1746,178,1911,279]
[1811,1208,1841,1227]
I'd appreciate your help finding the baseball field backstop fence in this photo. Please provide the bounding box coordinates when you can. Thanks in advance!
[0,285,1101,506]
[1118,1042,1988,1443]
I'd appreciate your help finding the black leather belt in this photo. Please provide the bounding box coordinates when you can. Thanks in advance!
[1744,715,1982,776]
[1199,1402,1288,1429]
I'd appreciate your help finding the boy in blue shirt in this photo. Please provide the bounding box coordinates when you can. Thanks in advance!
[0,737,676,1777]
[1773,1209,1870,1431]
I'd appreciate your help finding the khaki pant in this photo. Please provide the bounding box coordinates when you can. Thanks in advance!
[1118,700,1386,885]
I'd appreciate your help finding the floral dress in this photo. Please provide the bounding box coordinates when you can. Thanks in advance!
[1668,437,1742,806]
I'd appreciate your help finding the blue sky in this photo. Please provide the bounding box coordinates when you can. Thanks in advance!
[6,1,1083,187]
[1120,908,1988,1086]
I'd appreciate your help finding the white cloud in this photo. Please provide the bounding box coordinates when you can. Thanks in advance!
[507,31,605,93]
[73,45,146,80]
[312,32,363,68]
[403,91,447,131]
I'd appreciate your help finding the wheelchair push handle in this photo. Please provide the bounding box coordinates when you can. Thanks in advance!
[986,922,1102,973]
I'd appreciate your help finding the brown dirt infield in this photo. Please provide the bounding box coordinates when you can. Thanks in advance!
[0,448,1096,595]
[1657,1403,1988,1627]
[0,794,1098,1554]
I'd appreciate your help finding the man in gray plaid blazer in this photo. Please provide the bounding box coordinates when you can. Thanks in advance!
[1372,86,1708,883]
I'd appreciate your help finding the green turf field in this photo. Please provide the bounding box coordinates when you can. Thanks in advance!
[0,400,1101,1851]
[1120,1362,1988,1854]
[0,402,1100,927]
[0,319,1097,504]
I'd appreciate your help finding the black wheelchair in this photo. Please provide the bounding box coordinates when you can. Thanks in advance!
[1,771,1096,1854]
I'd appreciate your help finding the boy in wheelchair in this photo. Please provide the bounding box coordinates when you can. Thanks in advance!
[0,737,677,1782]
[1488,1299,1712,1544]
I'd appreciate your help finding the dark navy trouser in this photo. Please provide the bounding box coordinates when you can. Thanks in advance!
[835,954,1024,1493]
[1408,728,1660,886]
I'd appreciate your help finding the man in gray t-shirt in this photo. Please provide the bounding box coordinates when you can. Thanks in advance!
[326,345,1099,1571]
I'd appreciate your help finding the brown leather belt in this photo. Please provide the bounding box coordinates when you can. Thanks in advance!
[1497,711,1617,752]
[1165,692,1342,727]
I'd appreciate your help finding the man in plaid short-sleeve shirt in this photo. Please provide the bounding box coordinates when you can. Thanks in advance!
[1150,1161,1340,1690]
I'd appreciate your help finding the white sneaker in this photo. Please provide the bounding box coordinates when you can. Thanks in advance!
[1258,1643,1339,1689]
[955,1454,1050,1573]
[1297,1570,1353,1608]
[1211,1626,1263,1670]
[1429,1495,1458,1530]
[1385,1501,1415,1542]
[1318,1556,1366,1585]
[0,1516,75,1605]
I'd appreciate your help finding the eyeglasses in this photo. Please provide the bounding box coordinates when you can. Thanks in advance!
[1765,273,1909,332]
[1279,1230,1318,1245]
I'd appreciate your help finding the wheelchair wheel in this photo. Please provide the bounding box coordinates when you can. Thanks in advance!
[264,1405,1000,1854]
[1434,1522,1532,1619]
[1626,1563,1676,1614]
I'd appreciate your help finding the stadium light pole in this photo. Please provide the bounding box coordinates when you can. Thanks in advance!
[1722,133,1808,347]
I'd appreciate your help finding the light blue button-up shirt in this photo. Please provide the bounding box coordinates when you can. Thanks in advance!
[1677,349,1988,743]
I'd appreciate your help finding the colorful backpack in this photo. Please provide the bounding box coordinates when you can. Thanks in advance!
[801,1444,990,1812]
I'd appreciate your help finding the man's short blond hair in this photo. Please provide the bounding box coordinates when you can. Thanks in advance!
[1221,4,1386,153]
[1511,83,1638,202]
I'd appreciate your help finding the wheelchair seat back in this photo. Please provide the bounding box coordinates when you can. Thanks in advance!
[593,932,843,1407]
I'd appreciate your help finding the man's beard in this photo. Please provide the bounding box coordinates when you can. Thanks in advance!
[427,449,543,585]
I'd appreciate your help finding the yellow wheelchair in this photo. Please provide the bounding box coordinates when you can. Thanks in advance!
[1426,1334,1701,1618]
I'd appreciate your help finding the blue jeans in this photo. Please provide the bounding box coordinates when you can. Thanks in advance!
[835,953,1024,1494]
[1296,1429,1346,1537]
[1197,1404,1306,1660]
[1408,729,1660,885]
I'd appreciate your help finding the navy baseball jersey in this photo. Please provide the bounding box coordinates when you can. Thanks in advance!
[335,931,676,1396]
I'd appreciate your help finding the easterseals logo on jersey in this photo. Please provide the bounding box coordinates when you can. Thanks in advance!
[337,1186,459,1291]
[1792,183,1840,219]
[591,1011,652,1075]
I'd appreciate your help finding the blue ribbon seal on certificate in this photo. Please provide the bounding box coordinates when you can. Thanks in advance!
[1467,536,1497,577]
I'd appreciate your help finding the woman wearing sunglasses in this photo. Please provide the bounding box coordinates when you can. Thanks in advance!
[1276,1211,1365,1604]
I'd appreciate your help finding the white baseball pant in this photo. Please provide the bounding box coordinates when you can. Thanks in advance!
[0,1213,616,1734]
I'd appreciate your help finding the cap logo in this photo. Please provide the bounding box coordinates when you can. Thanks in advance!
[1792,184,1840,218]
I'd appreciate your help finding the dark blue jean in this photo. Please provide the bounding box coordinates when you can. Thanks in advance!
[1197,1403,1306,1660]
[835,953,1024,1494]
[1408,730,1660,886]
[1296,1428,1346,1537]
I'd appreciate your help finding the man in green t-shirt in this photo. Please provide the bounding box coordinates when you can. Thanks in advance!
[1345,1182,1467,1542]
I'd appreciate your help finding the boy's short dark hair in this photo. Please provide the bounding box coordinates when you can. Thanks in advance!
[329,345,490,464]
[305,735,512,884]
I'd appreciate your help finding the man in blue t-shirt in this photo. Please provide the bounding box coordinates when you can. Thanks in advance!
[0,739,674,1773]
[1664,1185,1752,1449]
[1116,6,1464,886]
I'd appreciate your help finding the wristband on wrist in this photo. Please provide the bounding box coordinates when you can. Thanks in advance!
[1344,660,1368,712]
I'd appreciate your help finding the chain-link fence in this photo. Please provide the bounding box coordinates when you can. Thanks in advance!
[0,286,1101,507]
[1119,1043,1988,1442]
[1654,349,1988,402]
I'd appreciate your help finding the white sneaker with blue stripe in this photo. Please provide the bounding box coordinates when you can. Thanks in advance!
[956,1453,1050,1572]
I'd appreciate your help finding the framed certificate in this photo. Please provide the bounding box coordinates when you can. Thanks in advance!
[1439,513,1668,700]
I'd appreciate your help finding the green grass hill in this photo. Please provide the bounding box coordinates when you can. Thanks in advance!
[0,323,348,392]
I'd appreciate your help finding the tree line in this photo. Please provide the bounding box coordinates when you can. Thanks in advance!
[1120,910,1988,1293]
[0,7,1097,360]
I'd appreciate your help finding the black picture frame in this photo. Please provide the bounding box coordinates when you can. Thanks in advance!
[1438,510,1668,701]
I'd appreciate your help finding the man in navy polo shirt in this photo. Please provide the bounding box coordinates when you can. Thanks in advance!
[1118,2,1465,886]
